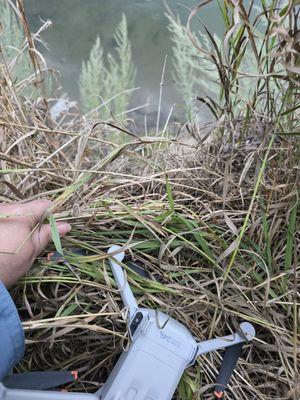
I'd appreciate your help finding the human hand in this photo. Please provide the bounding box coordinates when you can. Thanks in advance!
[0,199,71,287]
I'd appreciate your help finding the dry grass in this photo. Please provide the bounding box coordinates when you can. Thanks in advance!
[0,1,299,399]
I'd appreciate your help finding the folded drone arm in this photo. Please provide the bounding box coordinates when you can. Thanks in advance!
[107,245,139,320]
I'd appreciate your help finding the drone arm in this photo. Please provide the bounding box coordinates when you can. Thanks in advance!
[196,322,255,357]
[107,245,138,319]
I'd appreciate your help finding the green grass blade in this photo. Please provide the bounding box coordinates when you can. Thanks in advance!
[48,214,64,255]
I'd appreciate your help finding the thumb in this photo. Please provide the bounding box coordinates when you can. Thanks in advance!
[33,222,71,254]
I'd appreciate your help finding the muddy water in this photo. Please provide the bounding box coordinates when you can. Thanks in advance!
[25,0,223,122]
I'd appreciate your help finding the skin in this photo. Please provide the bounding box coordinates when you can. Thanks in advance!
[0,199,71,287]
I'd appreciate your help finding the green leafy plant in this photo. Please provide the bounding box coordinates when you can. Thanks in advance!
[79,36,105,113]
[167,13,219,122]
[107,14,136,118]
[79,14,136,120]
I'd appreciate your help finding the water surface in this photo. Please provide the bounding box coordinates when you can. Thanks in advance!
[25,0,223,119]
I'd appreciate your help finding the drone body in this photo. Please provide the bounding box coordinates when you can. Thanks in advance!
[98,246,255,400]
[98,308,198,400]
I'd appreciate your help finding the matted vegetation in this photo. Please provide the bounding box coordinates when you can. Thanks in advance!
[0,1,299,399]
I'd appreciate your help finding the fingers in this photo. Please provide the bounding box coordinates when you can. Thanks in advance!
[56,222,72,237]
[0,199,52,225]
[23,199,52,225]
[33,221,72,255]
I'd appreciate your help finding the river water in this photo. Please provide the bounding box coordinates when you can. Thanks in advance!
[25,0,223,122]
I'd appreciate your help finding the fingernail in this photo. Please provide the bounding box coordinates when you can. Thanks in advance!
[57,222,71,236]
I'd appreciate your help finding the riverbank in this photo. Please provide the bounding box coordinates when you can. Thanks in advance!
[1,1,299,399]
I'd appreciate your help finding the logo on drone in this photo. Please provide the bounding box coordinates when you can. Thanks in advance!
[160,331,181,348]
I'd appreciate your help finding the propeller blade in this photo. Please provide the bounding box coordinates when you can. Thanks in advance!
[214,342,243,398]
[47,249,88,263]
[3,371,77,390]
[126,261,151,279]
